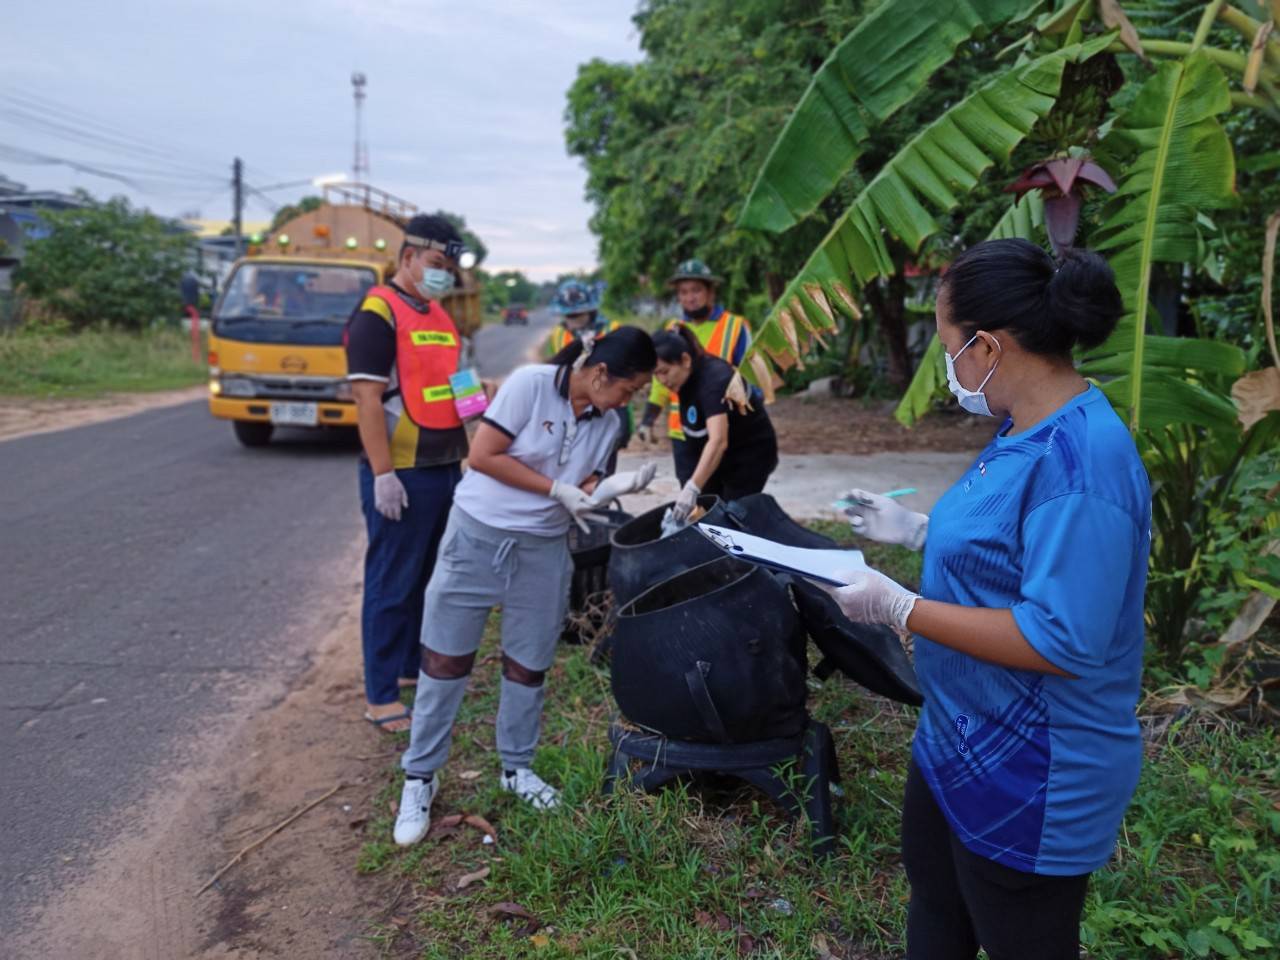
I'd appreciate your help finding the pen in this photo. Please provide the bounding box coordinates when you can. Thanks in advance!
[833,487,918,510]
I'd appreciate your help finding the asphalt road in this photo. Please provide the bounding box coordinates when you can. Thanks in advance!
[0,315,552,937]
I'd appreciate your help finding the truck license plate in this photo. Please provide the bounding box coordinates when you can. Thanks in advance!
[269,402,318,426]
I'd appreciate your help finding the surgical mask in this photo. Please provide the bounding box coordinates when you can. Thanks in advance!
[415,267,455,299]
[684,304,712,321]
[944,333,1001,417]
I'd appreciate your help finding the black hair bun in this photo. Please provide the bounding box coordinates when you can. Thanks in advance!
[1047,248,1124,352]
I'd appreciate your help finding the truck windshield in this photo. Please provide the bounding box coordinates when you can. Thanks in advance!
[214,263,377,323]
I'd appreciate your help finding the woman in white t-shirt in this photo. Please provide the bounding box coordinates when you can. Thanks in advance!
[393,327,658,846]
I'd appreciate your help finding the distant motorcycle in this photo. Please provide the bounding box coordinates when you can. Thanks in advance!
[502,303,529,326]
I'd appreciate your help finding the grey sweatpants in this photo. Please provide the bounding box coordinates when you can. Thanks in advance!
[401,505,573,777]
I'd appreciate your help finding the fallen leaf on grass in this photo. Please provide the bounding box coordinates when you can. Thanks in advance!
[491,902,534,920]
[347,815,369,830]
[458,770,482,781]
[464,814,499,842]
[389,915,409,928]
[529,934,551,948]
[736,933,756,956]
[457,866,491,890]
[490,901,541,937]
[433,814,465,830]
[388,800,398,815]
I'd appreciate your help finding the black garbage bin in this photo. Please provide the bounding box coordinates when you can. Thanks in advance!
[611,555,808,743]
[563,507,632,645]
[608,494,731,608]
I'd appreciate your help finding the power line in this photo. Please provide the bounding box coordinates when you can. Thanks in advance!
[0,106,224,184]
[0,142,228,196]
[1,87,228,182]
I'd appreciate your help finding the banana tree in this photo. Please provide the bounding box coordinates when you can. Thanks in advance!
[737,35,1116,397]
[740,0,1048,233]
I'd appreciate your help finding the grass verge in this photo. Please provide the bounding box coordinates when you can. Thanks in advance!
[361,539,1279,958]
[0,325,206,397]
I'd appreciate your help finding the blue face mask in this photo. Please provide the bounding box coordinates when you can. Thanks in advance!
[415,267,455,299]
[944,333,1001,417]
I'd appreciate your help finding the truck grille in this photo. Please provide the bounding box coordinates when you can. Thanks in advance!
[251,376,345,401]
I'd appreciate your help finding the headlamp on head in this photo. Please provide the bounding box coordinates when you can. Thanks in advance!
[403,234,466,261]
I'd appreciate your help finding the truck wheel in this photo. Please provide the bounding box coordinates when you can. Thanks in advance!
[233,421,274,447]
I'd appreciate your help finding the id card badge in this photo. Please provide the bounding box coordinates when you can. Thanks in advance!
[449,368,489,419]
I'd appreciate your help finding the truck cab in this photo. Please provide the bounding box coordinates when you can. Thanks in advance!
[207,184,481,447]
[208,256,374,445]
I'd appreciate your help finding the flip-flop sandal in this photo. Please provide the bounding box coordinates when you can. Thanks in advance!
[364,709,413,732]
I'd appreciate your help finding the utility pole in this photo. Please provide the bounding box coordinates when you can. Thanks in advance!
[232,157,244,257]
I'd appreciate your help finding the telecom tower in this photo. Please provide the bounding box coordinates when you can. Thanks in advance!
[351,72,369,182]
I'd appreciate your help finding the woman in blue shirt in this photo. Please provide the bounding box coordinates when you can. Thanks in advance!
[834,239,1151,960]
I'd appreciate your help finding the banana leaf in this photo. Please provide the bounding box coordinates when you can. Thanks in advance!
[1089,52,1240,434]
[738,0,1048,233]
[739,38,1111,393]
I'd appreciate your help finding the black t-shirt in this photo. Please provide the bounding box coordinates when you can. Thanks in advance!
[345,282,469,469]
[677,354,777,477]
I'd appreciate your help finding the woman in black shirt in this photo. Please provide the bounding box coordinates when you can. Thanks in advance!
[652,325,778,519]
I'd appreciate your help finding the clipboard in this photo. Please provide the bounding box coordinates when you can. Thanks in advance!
[694,522,866,586]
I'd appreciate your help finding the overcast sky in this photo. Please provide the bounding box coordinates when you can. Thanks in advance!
[1,0,641,280]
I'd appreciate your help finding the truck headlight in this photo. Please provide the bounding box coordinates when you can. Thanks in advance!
[220,377,257,398]
[334,380,353,401]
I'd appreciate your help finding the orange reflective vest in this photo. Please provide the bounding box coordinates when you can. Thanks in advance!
[663,311,750,439]
[368,285,463,431]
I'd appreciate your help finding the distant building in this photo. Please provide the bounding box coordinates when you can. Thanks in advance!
[182,218,271,292]
[0,175,88,305]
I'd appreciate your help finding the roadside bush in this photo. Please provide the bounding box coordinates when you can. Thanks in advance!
[14,193,192,331]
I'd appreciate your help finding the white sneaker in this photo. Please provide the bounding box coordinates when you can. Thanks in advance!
[393,775,439,846]
[499,768,561,810]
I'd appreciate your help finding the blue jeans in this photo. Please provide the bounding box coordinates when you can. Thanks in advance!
[358,459,461,706]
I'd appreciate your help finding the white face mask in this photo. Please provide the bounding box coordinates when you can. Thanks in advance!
[415,267,455,299]
[944,333,1001,417]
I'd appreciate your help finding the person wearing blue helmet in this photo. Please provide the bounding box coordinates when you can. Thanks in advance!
[544,280,618,357]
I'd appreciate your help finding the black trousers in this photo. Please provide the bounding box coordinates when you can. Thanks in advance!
[901,759,1090,960]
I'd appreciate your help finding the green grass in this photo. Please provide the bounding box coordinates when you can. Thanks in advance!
[361,558,1279,958]
[0,326,207,397]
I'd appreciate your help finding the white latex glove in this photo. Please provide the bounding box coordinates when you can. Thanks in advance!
[587,462,658,506]
[671,479,701,522]
[373,471,409,521]
[550,480,594,533]
[840,488,929,551]
[829,567,919,630]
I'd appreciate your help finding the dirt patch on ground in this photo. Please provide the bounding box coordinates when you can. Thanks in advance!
[767,394,995,455]
[14,591,406,960]
[0,385,207,442]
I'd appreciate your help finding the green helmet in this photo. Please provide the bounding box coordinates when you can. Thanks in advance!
[667,258,722,286]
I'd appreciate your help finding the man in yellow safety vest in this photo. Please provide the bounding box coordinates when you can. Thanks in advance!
[635,259,756,486]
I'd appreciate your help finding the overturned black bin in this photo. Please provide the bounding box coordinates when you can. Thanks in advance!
[607,552,839,854]
[608,495,732,608]
[610,554,807,743]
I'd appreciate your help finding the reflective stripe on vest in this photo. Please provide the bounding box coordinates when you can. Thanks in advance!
[369,285,463,431]
[665,311,748,440]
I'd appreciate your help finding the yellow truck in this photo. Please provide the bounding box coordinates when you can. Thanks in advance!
[207,183,482,446]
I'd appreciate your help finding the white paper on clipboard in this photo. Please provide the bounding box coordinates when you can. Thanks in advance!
[694,522,867,586]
